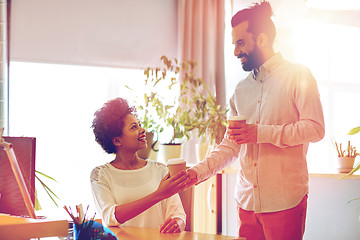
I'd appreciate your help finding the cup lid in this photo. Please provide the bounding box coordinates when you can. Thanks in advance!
[167,158,186,165]
[228,116,246,121]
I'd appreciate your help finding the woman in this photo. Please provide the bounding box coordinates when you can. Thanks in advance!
[90,98,187,233]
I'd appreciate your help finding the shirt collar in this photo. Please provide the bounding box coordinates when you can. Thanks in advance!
[252,52,283,80]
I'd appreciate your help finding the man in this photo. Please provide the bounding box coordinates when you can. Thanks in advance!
[186,1,325,239]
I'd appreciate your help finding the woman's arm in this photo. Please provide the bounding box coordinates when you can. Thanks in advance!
[114,171,188,224]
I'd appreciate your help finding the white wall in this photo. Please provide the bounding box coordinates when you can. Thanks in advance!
[222,173,360,239]
[305,177,360,240]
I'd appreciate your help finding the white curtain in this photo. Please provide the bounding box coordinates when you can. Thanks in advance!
[0,0,9,133]
[9,0,178,69]
[178,0,226,164]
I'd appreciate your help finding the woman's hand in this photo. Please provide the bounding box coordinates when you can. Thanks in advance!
[160,217,185,233]
[155,170,188,199]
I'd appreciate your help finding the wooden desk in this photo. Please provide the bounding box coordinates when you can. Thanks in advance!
[108,226,245,240]
[0,214,68,240]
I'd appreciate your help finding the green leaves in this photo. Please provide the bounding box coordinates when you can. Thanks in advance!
[348,126,360,135]
[141,56,228,145]
[347,161,360,176]
[142,56,190,143]
[34,170,60,210]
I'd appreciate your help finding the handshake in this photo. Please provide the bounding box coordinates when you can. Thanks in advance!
[165,158,197,192]
[156,158,197,203]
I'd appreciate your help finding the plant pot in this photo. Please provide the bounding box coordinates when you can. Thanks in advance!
[196,143,209,163]
[337,156,355,173]
[158,143,182,164]
[137,132,155,159]
[195,142,215,162]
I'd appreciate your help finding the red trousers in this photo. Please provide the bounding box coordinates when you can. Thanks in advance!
[237,195,308,240]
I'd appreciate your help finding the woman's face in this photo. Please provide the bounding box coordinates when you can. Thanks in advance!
[118,114,147,152]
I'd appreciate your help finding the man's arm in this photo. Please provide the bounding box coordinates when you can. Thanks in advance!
[187,138,241,185]
[229,67,325,148]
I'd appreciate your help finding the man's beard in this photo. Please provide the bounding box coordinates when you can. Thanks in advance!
[239,45,263,72]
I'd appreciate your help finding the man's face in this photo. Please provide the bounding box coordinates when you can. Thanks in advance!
[232,21,262,71]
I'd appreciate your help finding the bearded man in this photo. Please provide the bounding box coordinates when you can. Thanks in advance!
[186,1,325,239]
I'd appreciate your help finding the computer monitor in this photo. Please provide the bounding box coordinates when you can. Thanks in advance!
[0,137,36,217]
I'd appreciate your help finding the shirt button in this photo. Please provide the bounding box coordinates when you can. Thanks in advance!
[254,185,258,188]
[257,100,261,104]
[254,163,257,166]
[256,121,259,124]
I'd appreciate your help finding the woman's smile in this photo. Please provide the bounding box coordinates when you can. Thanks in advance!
[138,134,147,143]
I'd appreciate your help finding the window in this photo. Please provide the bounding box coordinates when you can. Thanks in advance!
[9,62,145,218]
[224,11,360,173]
[294,20,360,172]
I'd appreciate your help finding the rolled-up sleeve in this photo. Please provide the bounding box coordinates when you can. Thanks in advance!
[192,138,241,184]
[258,66,325,148]
[164,193,186,224]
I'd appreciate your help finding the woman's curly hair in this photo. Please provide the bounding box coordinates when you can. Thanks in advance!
[91,98,137,154]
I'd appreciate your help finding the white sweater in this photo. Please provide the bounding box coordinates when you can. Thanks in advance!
[90,160,186,227]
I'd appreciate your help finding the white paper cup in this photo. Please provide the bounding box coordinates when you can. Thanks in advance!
[228,116,246,129]
[167,158,186,177]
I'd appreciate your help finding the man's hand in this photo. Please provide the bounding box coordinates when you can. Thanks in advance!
[160,217,185,233]
[186,168,198,188]
[227,123,257,144]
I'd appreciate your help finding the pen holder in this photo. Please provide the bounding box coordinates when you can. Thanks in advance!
[73,220,117,240]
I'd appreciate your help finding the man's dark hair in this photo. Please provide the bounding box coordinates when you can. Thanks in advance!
[91,97,137,154]
[231,1,276,44]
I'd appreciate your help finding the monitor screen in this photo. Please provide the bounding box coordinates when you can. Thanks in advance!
[0,137,36,217]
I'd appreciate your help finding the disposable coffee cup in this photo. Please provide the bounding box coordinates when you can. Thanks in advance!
[167,158,186,177]
[228,116,246,129]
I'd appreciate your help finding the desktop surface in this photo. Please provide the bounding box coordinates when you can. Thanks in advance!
[108,226,244,240]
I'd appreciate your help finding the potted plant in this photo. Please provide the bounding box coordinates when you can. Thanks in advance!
[338,127,360,207]
[142,56,192,162]
[346,127,360,176]
[179,63,228,162]
[333,140,359,173]
[141,56,228,163]
[183,76,228,143]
